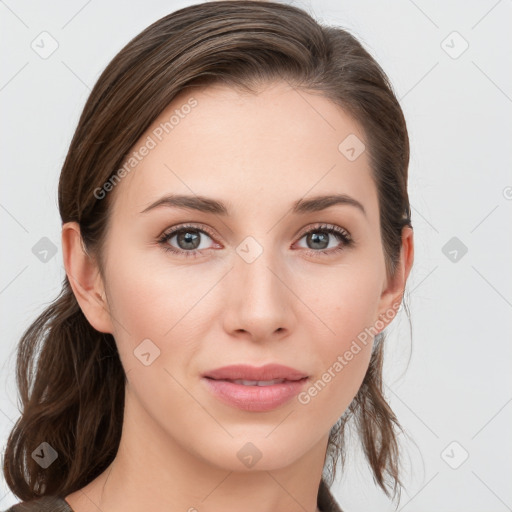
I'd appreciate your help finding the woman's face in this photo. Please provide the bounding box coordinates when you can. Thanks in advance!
[83,81,409,472]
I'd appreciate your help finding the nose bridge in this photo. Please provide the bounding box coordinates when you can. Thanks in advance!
[224,234,294,337]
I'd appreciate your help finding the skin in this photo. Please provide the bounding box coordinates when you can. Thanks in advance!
[62,81,413,512]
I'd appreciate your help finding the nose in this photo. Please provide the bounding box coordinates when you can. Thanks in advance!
[222,247,296,342]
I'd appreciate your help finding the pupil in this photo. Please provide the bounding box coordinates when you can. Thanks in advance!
[309,232,328,249]
[178,230,200,250]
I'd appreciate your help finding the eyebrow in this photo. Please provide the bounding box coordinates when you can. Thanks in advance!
[140,193,366,217]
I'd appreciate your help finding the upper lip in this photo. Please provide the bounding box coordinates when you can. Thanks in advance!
[202,364,308,381]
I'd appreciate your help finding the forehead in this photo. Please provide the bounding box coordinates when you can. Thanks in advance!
[110,81,378,220]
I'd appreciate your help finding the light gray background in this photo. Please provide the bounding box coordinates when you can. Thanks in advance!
[1,1,511,511]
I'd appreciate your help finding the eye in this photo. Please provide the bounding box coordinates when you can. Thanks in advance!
[157,222,353,258]
[157,223,218,258]
[294,223,353,256]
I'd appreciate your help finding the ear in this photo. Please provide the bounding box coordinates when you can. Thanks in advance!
[375,226,414,331]
[61,221,114,334]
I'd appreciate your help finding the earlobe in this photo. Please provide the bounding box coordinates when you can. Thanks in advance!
[61,222,114,334]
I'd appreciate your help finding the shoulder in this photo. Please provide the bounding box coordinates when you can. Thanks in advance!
[3,496,73,512]
[5,486,341,512]
[318,478,344,512]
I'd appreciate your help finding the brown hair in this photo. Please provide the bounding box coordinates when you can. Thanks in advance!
[3,0,412,504]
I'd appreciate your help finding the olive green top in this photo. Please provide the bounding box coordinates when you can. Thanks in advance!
[4,478,343,511]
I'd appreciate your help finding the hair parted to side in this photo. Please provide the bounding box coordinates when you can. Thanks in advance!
[3,0,412,504]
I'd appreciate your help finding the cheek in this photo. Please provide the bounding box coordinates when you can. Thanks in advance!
[299,257,382,346]
[102,244,220,383]
[104,244,207,334]
[298,342,373,434]
[297,293,375,429]
[294,263,381,422]
[103,261,204,415]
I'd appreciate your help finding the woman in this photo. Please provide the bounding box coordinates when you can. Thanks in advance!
[2,1,414,511]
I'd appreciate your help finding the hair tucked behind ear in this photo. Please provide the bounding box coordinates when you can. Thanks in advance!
[3,0,412,504]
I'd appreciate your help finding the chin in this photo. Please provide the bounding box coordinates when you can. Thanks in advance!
[192,434,314,473]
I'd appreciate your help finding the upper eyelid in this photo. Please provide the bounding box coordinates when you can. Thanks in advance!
[160,222,351,243]
[300,224,351,237]
[160,223,215,240]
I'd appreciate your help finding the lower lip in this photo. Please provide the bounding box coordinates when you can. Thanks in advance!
[202,377,308,412]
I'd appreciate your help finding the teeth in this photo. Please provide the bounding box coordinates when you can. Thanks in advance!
[231,379,286,386]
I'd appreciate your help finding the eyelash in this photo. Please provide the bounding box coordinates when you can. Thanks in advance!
[157,222,354,259]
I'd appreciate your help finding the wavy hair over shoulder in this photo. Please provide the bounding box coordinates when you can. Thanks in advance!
[3,0,412,504]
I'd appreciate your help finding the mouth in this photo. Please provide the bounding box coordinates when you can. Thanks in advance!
[201,364,310,411]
